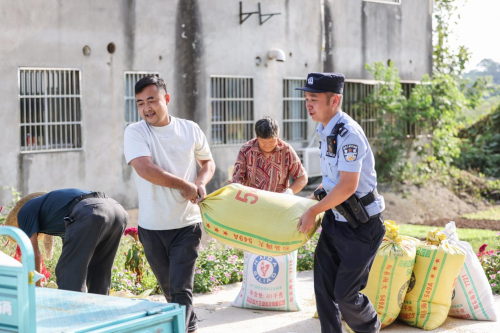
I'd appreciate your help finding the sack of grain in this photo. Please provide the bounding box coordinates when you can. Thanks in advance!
[199,184,322,256]
[231,251,300,311]
[361,220,419,328]
[398,229,466,330]
[443,221,498,321]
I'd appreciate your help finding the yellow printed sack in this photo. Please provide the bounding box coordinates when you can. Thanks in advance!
[398,229,466,330]
[199,184,322,256]
[361,220,419,328]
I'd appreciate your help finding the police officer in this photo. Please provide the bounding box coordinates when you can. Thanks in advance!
[296,73,385,333]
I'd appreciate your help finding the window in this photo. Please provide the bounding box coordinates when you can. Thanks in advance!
[343,80,377,139]
[124,71,160,126]
[210,76,254,145]
[363,0,401,5]
[19,68,82,153]
[283,78,307,142]
[343,80,421,140]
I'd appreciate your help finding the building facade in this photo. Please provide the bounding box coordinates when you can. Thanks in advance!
[0,0,433,208]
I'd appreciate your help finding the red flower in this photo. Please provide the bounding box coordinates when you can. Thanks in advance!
[124,228,139,242]
[40,254,51,281]
[0,206,4,214]
[14,245,22,262]
[479,244,488,253]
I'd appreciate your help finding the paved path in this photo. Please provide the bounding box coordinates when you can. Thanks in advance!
[152,270,500,333]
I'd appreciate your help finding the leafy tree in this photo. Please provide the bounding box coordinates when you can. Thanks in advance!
[433,0,471,76]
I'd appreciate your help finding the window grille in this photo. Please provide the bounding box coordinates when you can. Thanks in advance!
[19,68,82,153]
[210,76,254,145]
[343,80,377,139]
[363,0,401,5]
[283,78,307,142]
[125,72,160,126]
[342,80,421,140]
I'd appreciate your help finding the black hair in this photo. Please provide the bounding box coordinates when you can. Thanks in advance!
[135,75,167,95]
[255,117,279,139]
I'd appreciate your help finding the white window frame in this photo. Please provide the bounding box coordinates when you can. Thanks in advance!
[210,75,254,146]
[124,71,160,126]
[283,78,308,142]
[18,67,83,153]
[363,0,401,5]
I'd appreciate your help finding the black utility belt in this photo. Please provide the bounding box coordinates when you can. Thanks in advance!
[67,192,106,216]
[316,188,379,229]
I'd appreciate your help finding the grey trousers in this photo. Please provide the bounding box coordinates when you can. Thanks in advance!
[138,223,202,333]
[55,197,128,295]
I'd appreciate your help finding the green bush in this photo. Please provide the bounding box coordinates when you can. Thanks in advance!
[193,240,244,293]
[297,228,320,271]
[477,233,500,294]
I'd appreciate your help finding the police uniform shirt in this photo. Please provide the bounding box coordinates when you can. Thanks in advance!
[318,110,385,221]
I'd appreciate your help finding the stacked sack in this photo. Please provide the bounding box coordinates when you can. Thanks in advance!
[443,221,498,321]
[231,251,301,311]
[361,220,420,328]
[398,229,466,330]
[199,183,322,256]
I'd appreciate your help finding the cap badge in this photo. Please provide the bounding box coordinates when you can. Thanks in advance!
[308,77,314,85]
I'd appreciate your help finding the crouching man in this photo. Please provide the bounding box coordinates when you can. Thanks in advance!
[5,189,128,294]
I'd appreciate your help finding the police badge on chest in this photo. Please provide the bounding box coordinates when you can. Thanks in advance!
[342,144,358,162]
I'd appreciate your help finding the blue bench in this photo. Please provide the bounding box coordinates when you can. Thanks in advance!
[0,226,185,332]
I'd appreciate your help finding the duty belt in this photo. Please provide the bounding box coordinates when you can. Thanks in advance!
[332,188,380,228]
[67,192,106,216]
[360,188,379,207]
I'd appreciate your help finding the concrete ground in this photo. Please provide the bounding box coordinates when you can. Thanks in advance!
[149,270,500,333]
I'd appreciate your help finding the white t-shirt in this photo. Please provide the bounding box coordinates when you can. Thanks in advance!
[124,117,213,230]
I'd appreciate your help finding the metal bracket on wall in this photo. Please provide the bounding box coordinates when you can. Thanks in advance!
[239,1,281,25]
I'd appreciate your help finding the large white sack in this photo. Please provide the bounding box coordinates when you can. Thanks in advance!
[231,250,300,311]
[443,221,498,321]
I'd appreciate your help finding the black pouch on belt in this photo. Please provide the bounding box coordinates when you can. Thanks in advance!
[335,203,360,229]
[346,194,370,223]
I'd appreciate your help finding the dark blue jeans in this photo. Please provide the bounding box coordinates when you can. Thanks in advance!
[314,210,385,333]
[139,223,202,333]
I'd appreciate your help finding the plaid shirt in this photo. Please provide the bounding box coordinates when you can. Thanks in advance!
[230,138,306,193]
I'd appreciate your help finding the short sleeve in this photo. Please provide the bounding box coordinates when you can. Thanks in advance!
[230,147,248,185]
[193,124,213,161]
[123,125,152,164]
[288,147,307,179]
[17,208,39,238]
[337,132,367,173]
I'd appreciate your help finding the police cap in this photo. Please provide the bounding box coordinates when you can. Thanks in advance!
[296,72,345,94]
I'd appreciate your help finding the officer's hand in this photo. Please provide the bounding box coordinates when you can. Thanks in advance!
[180,182,199,202]
[297,209,317,234]
[196,183,207,202]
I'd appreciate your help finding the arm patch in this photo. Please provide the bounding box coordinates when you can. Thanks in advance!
[342,144,358,162]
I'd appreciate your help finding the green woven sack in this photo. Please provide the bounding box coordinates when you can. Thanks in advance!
[199,184,322,255]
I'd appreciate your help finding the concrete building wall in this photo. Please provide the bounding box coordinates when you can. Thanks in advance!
[0,0,432,208]
[0,0,180,207]
[325,0,433,79]
[199,0,323,189]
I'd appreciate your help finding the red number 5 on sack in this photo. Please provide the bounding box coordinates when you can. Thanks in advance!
[235,190,258,204]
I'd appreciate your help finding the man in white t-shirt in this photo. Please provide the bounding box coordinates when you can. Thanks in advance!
[124,76,215,333]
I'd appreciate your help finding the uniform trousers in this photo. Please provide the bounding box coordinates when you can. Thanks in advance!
[56,197,128,295]
[138,223,202,333]
[314,210,385,333]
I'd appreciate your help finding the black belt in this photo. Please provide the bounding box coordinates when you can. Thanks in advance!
[360,188,379,207]
[67,192,106,216]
